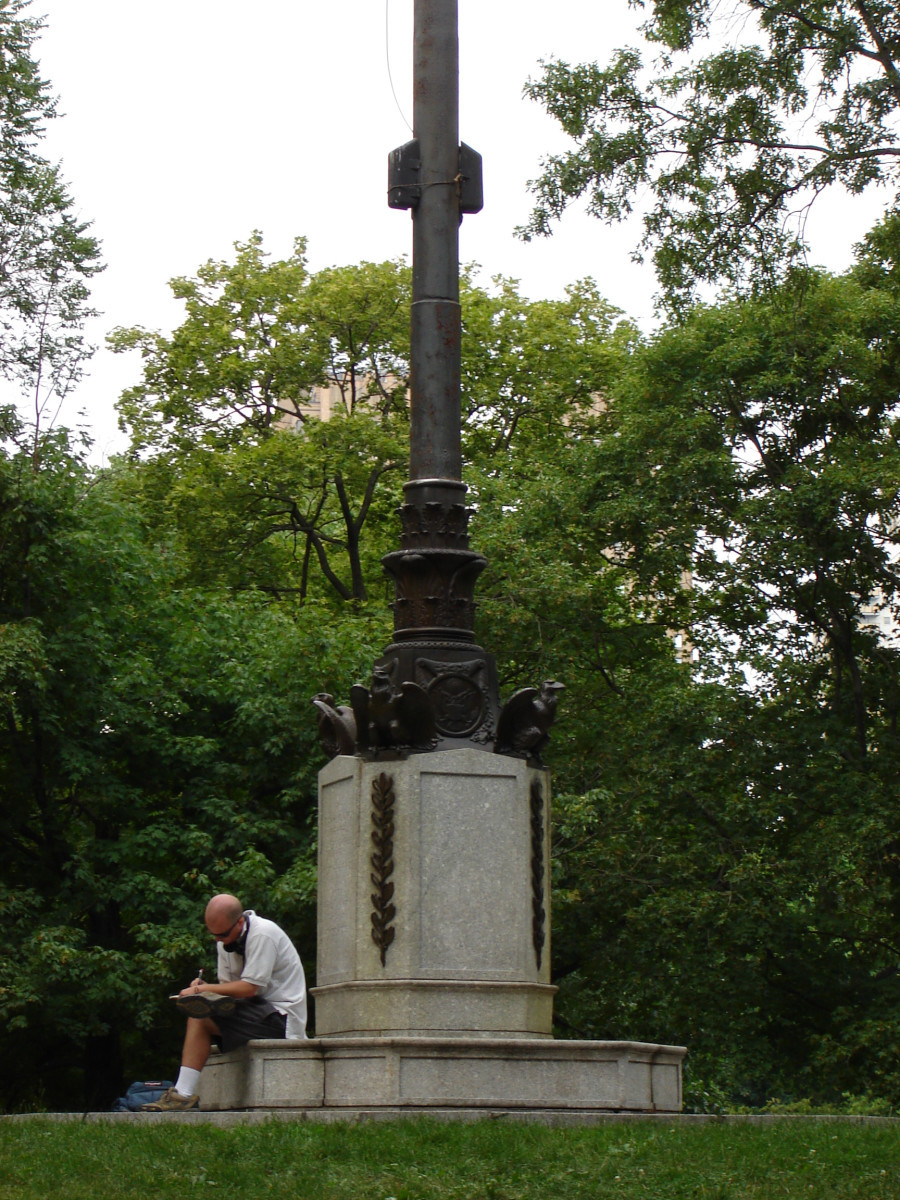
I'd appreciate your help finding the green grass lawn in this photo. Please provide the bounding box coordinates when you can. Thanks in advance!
[0,1116,898,1200]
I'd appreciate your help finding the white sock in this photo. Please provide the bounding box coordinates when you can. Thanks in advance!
[175,1066,201,1097]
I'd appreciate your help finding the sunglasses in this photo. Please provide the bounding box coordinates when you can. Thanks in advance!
[209,915,243,941]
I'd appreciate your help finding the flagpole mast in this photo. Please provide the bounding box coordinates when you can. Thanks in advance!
[343,0,500,756]
[408,0,462,486]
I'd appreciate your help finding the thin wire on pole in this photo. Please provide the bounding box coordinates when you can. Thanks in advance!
[385,0,413,134]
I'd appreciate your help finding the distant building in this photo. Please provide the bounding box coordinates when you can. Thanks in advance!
[277,382,347,430]
[859,590,900,647]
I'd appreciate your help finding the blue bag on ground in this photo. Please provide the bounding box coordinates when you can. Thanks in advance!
[111,1080,174,1111]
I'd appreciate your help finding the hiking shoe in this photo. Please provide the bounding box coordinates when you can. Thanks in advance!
[140,1086,199,1112]
[174,992,236,1019]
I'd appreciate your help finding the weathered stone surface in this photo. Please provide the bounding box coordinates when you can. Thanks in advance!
[312,979,555,1039]
[317,759,360,984]
[315,751,553,1038]
[199,1043,323,1110]
[198,1038,686,1113]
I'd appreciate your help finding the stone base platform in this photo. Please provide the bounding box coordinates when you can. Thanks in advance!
[198,1037,686,1114]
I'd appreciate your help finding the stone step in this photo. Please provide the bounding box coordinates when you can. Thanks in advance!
[199,1036,686,1113]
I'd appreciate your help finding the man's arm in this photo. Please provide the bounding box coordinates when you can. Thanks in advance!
[180,978,259,999]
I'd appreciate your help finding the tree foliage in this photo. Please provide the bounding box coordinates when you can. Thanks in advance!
[591,256,900,746]
[460,273,639,476]
[521,0,900,308]
[544,215,900,1106]
[0,419,398,1110]
[111,237,410,453]
[517,6,900,1099]
[110,242,412,602]
[0,244,646,1110]
[110,244,639,607]
[0,0,102,444]
[7,225,900,1110]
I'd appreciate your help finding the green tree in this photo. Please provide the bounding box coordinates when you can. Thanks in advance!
[592,261,900,755]
[517,3,900,1099]
[458,278,651,791]
[0,421,395,1110]
[110,243,411,602]
[461,273,638,462]
[111,238,411,452]
[110,248,642,608]
[521,0,900,309]
[0,0,102,448]
[112,235,316,454]
[543,232,900,1105]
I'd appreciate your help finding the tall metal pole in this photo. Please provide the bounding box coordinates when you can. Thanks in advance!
[409,0,461,485]
[314,0,560,762]
[371,0,499,753]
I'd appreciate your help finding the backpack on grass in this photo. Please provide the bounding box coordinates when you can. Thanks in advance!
[111,1080,173,1111]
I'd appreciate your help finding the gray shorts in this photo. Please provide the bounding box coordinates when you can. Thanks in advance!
[212,996,287,1051]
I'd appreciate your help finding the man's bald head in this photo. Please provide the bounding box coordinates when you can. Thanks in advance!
[205,893,244,937]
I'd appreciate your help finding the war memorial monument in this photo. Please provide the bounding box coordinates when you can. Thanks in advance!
[199,0,686,1117]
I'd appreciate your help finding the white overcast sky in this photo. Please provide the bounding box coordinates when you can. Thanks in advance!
[33,0,887,461]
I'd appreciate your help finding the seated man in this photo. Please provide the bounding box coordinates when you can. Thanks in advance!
[144,893,307,1111]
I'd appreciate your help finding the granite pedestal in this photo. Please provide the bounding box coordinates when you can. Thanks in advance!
[314,752,554,1039]
[200,750,686,1113]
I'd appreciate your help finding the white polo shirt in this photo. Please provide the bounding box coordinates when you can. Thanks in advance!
[215,910,307,1039]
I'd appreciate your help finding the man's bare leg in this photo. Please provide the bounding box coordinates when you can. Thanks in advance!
[181,1016,221,1073]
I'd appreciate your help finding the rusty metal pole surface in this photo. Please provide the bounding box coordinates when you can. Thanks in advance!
[409,0,461,485]
[372,0,500,752]
[312,0,562,760]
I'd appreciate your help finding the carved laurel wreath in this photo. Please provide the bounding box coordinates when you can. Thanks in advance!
[530,778,546,970]
[370,772,396,966]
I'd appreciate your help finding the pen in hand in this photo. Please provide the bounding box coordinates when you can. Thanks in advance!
[184,967,204,994]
